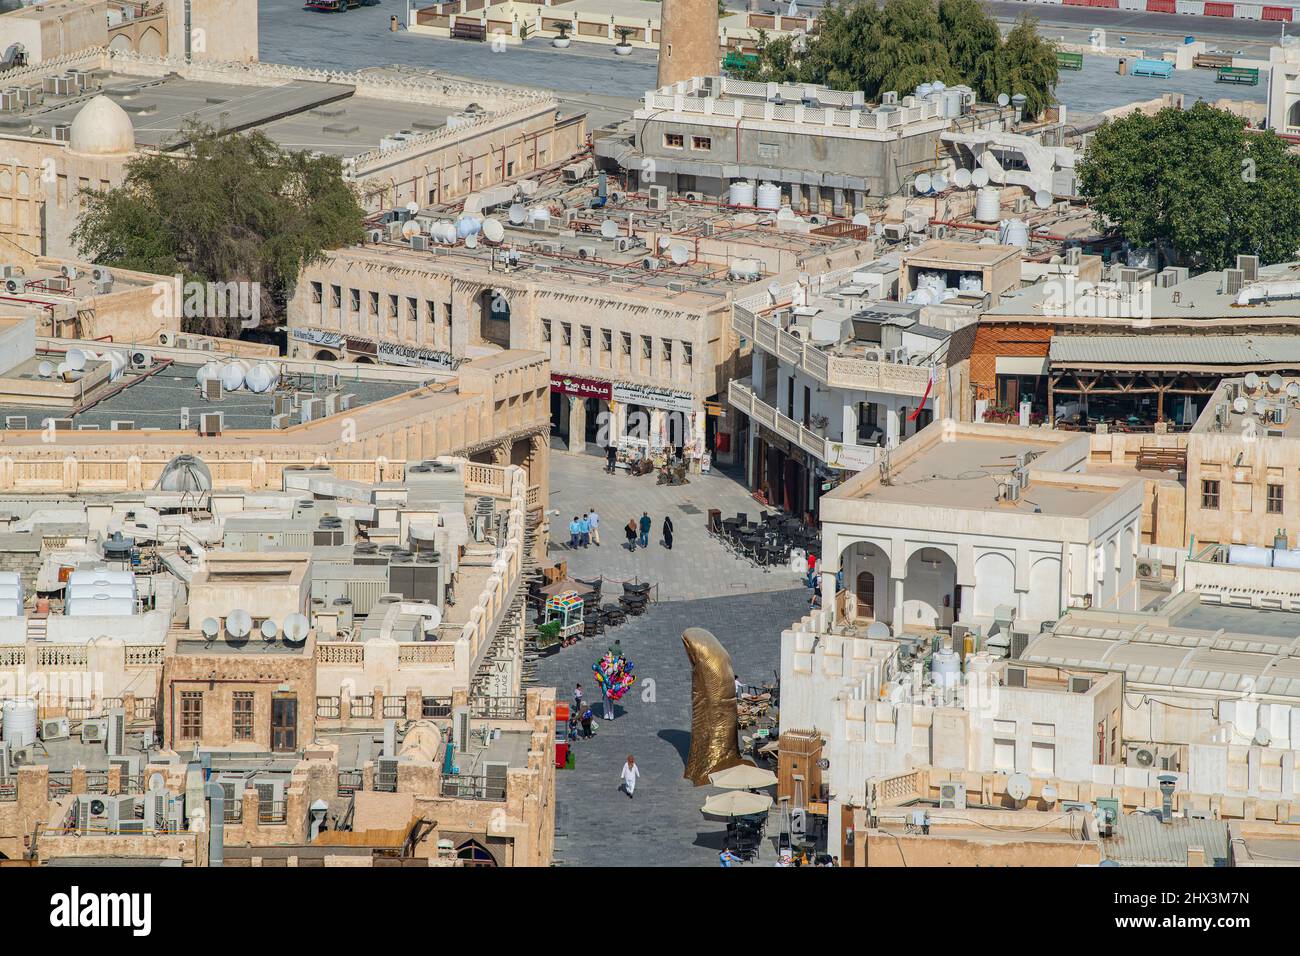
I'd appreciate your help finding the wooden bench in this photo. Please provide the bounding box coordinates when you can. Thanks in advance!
[1056,51,1084,71]
[1217,67,1260,86]
[1136,446,1187,472]
[450,19,486,40]
[1193,52,1233,69]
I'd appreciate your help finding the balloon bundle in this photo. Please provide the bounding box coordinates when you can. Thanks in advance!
[593,652,636,701]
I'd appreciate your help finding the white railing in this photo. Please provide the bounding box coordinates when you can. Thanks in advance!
[727,381,827,461]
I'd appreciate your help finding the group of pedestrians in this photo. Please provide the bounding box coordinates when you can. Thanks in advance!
[568,680,642,802]
[568,508,601,549]
[623,511,673,550]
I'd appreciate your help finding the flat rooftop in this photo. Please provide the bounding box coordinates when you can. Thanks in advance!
[1192,375,1300,440]
[841,432,1110,517]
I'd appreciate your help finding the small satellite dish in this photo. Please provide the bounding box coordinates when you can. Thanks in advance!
[37,361,54,378]
[201,617,219,638]
[914,172,932,194]
[669,244,689,266]
[600,220,619,239]
[401,220,422,239]
[260,619,279,641]
[953,168,972,189]
[405,201,420,215]
[997,93,1010,107]
[464,235,478,249]
[481,217,505,244]
[1041,784,1058,803]
[931,172,948,192]
[1288,382,1300,400]
[1244,371,1261,392]
[851,212,871,226]
[766,280,782,300]
[282,612,310,643]
[1033,190,1052,209]
[1233,396,1249,414]
[507,203,526,225]
[865,621,891,640]
[1255,398,1270,416]
[225,608,252,638]
[1268,373,1284,393]
[1006,772,1032,802]
[972,169,990,188]
[147,772,166,794]
[66,348,86,371]
[657,236,673,251]
[1253,725,1272,747]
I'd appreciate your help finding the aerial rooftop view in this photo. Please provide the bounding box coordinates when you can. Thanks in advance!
[0,0,1290,930]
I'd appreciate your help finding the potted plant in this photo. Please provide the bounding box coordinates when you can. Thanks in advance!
[614,26,634,55]
[552,21,571,48]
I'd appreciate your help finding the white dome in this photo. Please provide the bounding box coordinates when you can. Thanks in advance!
[68,95,135,156]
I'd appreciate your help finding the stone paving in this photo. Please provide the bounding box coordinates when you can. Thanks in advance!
[543,448,807,602]
[533,449,810,866]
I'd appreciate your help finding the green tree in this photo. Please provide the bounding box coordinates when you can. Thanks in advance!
[1076,102,1300,269]
[744,0,1057,120]
[73,121,365,337]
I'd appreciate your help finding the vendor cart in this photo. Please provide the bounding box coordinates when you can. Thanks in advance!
[545,590,585,644]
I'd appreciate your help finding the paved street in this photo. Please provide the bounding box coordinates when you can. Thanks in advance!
[535,449,808,866]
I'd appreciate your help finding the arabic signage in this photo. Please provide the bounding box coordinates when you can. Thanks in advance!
[550,373,612,400]
[291,327,343,348]
[611,381,695,414]
[378,340,462,372]
[345,335,377,357]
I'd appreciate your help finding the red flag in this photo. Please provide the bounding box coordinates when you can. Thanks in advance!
[908,366,936,422]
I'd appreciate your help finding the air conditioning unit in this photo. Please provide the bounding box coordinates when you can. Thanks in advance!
[928,223,947,240]
[4,416,27,430]
[1224,268,1245,297]
[1136,559,1161,582]
[453,706,471,753]
[91,266,112,284]
[1068,675,1093,694]
[106,795,142,833]
[647,184,668,210]
[129,350,152,370]
[47,417,73,431]
[110,420,135,431]
[158,330,176,347]
[1237,254,1259,282]
[199,412,224,436]
[860,349,885,363]
[1125,744,1157,769]
[938,781,967,810]
[787,326,809,343]
[367,228,384,243]
[40,717,70,741]
[203,378,223,401]
[109,754,143,779]
[272,413,289,429]
[105,708,126,756]
[3,278,22,294]
[339,393,355,411]
[1009,629,1031,660]
[81,718,108,743]
[374,758,399,794]
[410,235,428,251]
[882,222,908,241]
[683,191,703,202]
[576,245,598,260]
[1004,666,1027,688]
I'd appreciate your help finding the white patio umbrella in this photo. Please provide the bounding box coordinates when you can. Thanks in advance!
[708,764,778,791]
[701,790,774,818]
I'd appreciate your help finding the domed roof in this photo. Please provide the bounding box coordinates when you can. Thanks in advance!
[68,95,135,156]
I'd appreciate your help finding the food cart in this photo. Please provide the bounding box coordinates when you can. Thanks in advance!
[545,590,585,642]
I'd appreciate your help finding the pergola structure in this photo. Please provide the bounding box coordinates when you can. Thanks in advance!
[1047,366,1227,428]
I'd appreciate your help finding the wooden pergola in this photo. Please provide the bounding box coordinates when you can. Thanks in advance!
[1047,366,1230,424]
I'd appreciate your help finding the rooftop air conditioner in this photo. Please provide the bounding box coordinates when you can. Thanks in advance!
[158,330,176,347]
[647,185,668,210]
[40,717,70,741]
[81,718,108,744]
[938,781,967,810]
[199,412,223,436]
[576,246,598,260]
[204,379,223,401]
[4,416,26,430]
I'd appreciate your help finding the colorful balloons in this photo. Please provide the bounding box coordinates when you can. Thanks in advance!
[593,653,636,702]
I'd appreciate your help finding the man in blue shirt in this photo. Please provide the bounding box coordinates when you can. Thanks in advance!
[569,515,581,549]
[638,512,651,549]
[579,513,591,548]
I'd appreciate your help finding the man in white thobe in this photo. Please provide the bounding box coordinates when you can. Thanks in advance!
[620,755,640,800]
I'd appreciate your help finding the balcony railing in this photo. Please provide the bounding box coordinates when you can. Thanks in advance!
[733,306,934,398]
[258,801,288,825]
[727,380,829,462]
[468,695,526,720]
[440,774,507,802]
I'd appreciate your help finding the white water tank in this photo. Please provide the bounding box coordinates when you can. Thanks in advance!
[957,273,984,293]
[943,89,964,118]
[728,180,755,208]
[1000,218,1030,248]
[2,699,37,749]
[975,187,1002,223]
[455,215,482,239]
[1229,544,1273,568]
[931,649,961,692]
[527,206,551,225]
[245,362,278,394]
[756,182,781,211]
[66,592,135,617]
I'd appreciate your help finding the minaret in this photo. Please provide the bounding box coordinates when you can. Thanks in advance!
[657,0,721,88]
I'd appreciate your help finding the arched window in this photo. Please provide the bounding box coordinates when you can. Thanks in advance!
[1289,100,1300,130]
[456,840,496,867]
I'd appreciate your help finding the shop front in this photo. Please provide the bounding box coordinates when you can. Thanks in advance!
[607,381,708,472]
[549,373,612,453]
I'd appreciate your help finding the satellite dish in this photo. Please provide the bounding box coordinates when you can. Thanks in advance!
[1041,784,1058,803]
[657,236,673,251]
[201,617,219,638]
[405,201,420,215]
[507,203,526,225]
[1288,382,1300,400]
[865,621,891,640]
[481,217,505,243]
[997,93,1010,107]
[851,212,871,226]
[66,348,86,371]
[421,605,443,630]
[260,619,279,641]
[914,172,932,194]
[953,168,972,189]
[225,608,252,638]
[766,280,782,300]
[1255,398,1269,416]
[464,235,478,249]
[669,244,689,265]
[1268,373,1284,392]
[1253,725,1272,747]
[282,612,310,643]
[147,772,166,794]
[600,220,619,239]
[1033,190,1052,209]
[37,361,54,378]
[401,220,422,239]
[931,172,948,192]
[972,169,990,188]
[1006,772,1032,802]
[1244,371,1261,392]
[1233,396,1249,414]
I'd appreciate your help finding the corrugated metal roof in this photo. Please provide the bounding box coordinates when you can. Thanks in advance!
[1103,813,1229,866]
[1049,335,1300,366]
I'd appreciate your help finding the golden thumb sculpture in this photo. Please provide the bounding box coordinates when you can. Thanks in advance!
[682,627,745,785]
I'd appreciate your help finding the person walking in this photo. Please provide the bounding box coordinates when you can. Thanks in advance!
[568,516,581,549]
[638,512,652,549]
[579,513,591,548]
[588,507,601,546]
[620,754,641,799]
[605,443,618,474]
[580,707,594,738]
[662,514,674,550]
[624,519,637,551]
[573,682,584,712]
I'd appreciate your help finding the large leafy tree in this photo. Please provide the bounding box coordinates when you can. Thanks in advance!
[73,122,365,337]
[1077,102,1300,269]
[736,0,1057,120]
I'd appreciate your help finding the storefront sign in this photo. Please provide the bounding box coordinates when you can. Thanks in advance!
[824,440,878,472]
[550,373,612,400]
[345,335,377,357]
[291,326,343,348]
[378,340,462,372]
[611,381,695,414]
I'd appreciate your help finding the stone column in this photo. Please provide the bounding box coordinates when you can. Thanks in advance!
[892,577,905,634]
[567,396,586,455]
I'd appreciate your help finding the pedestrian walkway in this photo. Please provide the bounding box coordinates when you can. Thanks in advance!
[545,451,804,603]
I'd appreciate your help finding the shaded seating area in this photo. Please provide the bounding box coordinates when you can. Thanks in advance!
[709,509,819,571]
